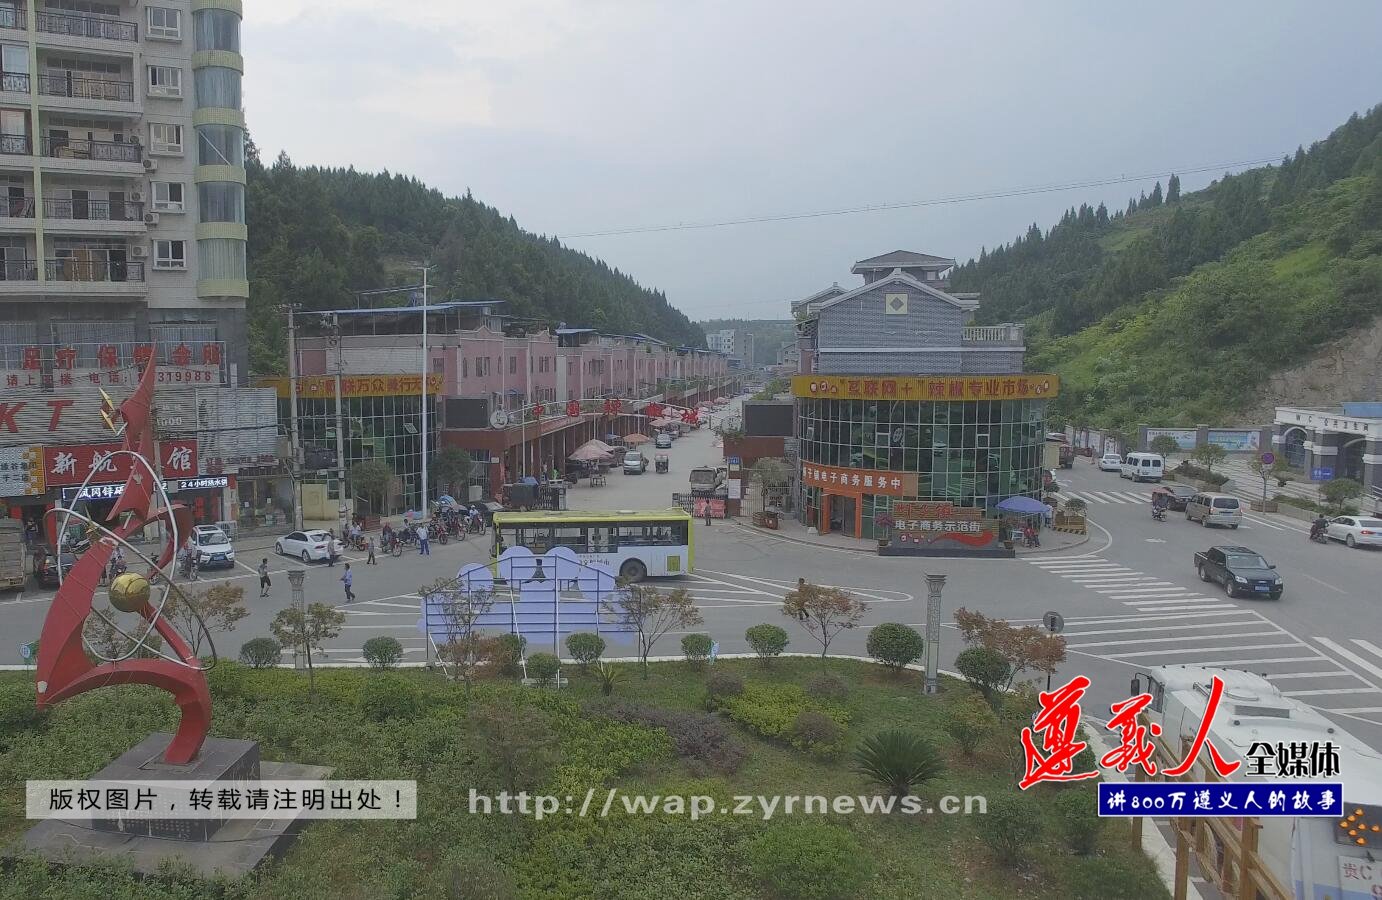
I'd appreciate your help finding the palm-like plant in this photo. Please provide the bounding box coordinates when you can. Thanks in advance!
[854,730,946,798]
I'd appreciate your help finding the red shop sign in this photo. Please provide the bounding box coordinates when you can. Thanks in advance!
[43,440,198,486]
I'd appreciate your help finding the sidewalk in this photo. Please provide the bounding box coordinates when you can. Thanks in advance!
[733,509,1087,556]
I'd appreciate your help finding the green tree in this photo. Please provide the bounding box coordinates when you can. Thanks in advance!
[362,636,404,669]
[270,602,345,696]
[745,623,789,666]
[1148,434,1181,459]
[1190,442,1228,474]
[1167,173,1181,203]
[866,623,925,672]
[1321,477,1363,513]
[783,581,870,669]
[432,446,475,499]
[603,584,704,678]
[1149,181,1164,206]
[349,459,392,514]
[750,457,793,512]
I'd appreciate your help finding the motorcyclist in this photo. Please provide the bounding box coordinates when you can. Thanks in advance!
[1151,492,1168,519]
[1310,515,1328,541]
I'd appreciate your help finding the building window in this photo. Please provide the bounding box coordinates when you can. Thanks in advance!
[147,7,181,39]
[196,123,243,167]
[197,181,244,223]
[147,65,182,98]
[193,8,240,53]
[153,239,186,270]
[197,238,244,279]
[149,122,182,154]
[193,66,240,109]
[508,356,516,375]
[152,180,183,212]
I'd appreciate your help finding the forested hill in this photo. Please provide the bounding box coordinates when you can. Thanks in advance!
[244,147,704,375]
[950,105,1382,430]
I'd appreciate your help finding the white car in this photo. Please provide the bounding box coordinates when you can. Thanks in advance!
[192,525,236,569]
[275,529,333,563]
[1325,516,1382,549]
[1098,453,1123,472]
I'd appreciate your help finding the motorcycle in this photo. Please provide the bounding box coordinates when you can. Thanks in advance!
[1309,524,1328,544]
[435,523,449,545]
[1151,506,1167,521]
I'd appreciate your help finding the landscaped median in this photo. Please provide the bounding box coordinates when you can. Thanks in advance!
[0,652,1168,899]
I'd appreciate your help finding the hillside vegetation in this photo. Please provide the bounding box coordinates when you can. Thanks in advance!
[951,105,1382,429]
[245,147,704,375]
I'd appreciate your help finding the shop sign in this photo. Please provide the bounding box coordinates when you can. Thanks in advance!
[801,463,917,498]
[43,440,197,487]
[793,373,1058,401]
[890,501,999,550]
[256,373,443,399]
[1145,428,1196,451]
[179,476,229,491]
[1206,430,1261,452]
[0,446,44,497]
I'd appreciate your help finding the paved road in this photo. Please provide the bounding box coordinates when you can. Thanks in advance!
[5,403,1379,752]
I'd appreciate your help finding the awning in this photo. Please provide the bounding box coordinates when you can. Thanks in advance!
[996,495,1047,515]
[624,433,652,445]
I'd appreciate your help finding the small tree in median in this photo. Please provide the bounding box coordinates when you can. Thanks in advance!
[363,635,404,669]
[955,646,1013,706]
[349,459,393,515]
[1321,477,1363,514]
[565,632,605,671]
[953,608,1065,691]
[238,637,281,669]
[783,580,869,669]
[424,576,497,692]
[270,602,345,697]
[866,623,925,672]
[750,457,793,512]
[165,583,249,658]
[1148,435,1180,459]
[604,583,704,678]
[745,623,789,666]
[432,446,474,499]
[1190,442,1227,474]
[681,633,713,669]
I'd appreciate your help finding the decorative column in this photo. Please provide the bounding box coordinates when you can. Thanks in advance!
[287,569,305,669]
[923,573,946,695]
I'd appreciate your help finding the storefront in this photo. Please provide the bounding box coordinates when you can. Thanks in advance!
[793,374,1057,539]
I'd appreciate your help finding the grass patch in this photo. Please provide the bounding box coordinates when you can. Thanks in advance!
[0,660,1166,899]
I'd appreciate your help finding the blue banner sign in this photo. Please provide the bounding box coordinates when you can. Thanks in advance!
[1312,467,1334,481]
[1097,782,1343,817]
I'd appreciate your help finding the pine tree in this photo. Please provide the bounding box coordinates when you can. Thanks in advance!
[1127,198,1138,216]
[1096,202,1109,225]
[1166,174,1181,203]
[1150,182,1164,206]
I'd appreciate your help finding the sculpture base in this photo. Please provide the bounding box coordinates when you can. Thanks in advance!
[19,734,332,878]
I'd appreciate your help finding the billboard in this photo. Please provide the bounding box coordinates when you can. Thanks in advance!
[792,373,1058,401]
[1206,430,1261,452]
[889,501,1002,551]
[1145,428,1197,451]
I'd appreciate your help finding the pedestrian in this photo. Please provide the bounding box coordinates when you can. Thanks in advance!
[418,523,430,555]
[328,531,341,567]
[258,558,271,597]
[795,577,809,622]
[340,563,355,603]
[704,504,712,527]
[366,536,377,565]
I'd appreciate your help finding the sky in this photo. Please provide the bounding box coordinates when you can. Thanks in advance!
[244,1,1382,322]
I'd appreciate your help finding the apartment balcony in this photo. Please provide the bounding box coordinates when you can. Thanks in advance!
[35,11,138,43]
[0,257,146,296]
[960,323,1026,347]
[0,72,29,95]
[37,72,138,116]
[35,136,145,177]
[0,7,24,30]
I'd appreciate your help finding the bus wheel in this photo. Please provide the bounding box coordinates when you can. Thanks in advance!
[619,559,647,582]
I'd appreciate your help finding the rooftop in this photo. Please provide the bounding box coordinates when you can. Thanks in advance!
[851,250,956,273]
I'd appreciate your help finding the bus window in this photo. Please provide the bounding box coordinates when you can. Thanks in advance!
[589,525,617,552]
[671,522,689,546]
[617,525,650,546]
[552,526,587,552]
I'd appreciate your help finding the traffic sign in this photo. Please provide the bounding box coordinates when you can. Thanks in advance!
[1259,451,1275,466]
[19,640,37,661]
[1312,467,1334,481]
[1043,611,1064,635]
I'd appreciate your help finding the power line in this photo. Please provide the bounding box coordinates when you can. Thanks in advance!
[556,156,1281,239]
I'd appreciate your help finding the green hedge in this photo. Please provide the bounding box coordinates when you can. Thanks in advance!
[713,683,850,757]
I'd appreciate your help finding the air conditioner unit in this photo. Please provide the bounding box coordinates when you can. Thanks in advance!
[143,159,157,172]
[130,245,147,258]
[143,212,159,225]
[129,191,143,203]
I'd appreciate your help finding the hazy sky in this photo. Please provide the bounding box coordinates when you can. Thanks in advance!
[244,1,1382,322]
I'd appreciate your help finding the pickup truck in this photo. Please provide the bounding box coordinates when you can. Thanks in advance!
[1193,545,1283,599]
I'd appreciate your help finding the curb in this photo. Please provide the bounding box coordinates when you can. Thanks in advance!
[735,521,1090,557]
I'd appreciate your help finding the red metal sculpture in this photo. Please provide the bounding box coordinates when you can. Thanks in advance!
[35,359,212,764]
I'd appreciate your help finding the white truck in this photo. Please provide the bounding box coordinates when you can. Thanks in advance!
[1129,665,1382,900]
[0,519,25,590]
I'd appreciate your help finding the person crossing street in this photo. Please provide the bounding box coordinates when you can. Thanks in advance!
[417,523,430,555]
[258,558,272,597]
[340,563,355,603]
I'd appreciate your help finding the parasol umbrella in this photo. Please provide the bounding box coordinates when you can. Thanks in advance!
[569,442,613,463]
[624,433,652,445]
[996,495,1047,516]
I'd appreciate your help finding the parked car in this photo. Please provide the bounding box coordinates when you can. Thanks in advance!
[1098,453,1123,472]
[275,529,333,563]
[1185,493,1242,528]
[1045,432,1069,443]
[1324,515,1382,549]
[1194,545,1283,599]
[1151,483,1197,511]
[623,452,649,475]
[655,433,673,450]
[1120,452,1165,482]
[192,525,236,569]
[33,546,76,588]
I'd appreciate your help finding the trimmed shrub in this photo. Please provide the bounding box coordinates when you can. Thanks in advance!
[704,670,744,706]
[980,794,1042,866]
[745,823,871,900]
[357,674,423,721]
[681,633,714,669]
[1052,789,1102,855]
[565,632,605,670]
[942,688,998,757]
[854,730,946,797]
[238,637,281,669]
[745,623,789,664]
[955,646,1012,704]
[362,636,404,669]
[789,709,844,756]
[604,701,747,775]
[866,623,925,671]
[805,673,848,701]
[526,652,561,687]
[718,683,849,757]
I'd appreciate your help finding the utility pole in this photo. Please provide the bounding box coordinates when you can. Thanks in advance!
[418,265,431,513]
[285,304,305,530]
[331,312,346,528]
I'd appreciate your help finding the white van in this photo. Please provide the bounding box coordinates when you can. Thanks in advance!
[1185,493,1242,528]
[1120,452,1165,482]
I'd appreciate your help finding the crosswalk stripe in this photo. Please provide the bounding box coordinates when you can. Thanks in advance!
[1067,632,1282,650]
[1097,586,1187,595]
[1027,558,1115,568]
[1283,687,1382,697]
[1126,604,1238,613]
[1314,637,1382,682]
[1045,610,1259,627]
[1092,492,1128,504]
[1042,564,1125,572]
[1352,639,1382,662]
[1068,575,1146,583]
[1241,514,1287,531]
[1263,671,1357,681]
[1119,596,1221,606]
[1062,621,1267,638]
[1075,492,1110,504]
[1106,642,1303,659]
[1195,656,1331,667]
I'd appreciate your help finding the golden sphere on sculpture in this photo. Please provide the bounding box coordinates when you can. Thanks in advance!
[109,573,151,613]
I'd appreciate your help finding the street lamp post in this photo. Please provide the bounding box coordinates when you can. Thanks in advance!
[288,569,306,669]
[418,265,431,513]
[924,573,947,694]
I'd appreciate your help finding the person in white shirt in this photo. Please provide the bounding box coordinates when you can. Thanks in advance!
[417,524,430,555]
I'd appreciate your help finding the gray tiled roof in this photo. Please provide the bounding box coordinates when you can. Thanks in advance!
[851,250,955,272]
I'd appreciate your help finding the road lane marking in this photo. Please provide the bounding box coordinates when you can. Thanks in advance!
[1096,586,1187,596]
[1296,572,1348,595]
[1066,632,1283,650]
[1105,642,1304,659]
[1263,671,1357,681]
[1127,604,1238,613]
[1119,596,1221,606]
[1060,621,1275,638]
[1328,707,1382,714]
[1353,640,1382,661]
[1314,637,1382,684]
[1282,687,1382,697]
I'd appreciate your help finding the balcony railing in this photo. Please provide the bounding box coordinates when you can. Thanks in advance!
[35,11,138,42]
[961,323,1026,345]
[43,197,145,222]
[0,133,29,155]
[40,136,142,163]
[0,197,34,219]
[45,259,145,283]
[38,73,135,103]
[0,259,38,281]
[0,72,29,93]
[0,7,23,29]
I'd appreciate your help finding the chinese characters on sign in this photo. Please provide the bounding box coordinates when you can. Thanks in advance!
[792,373,1059,401]
[889,501,998,549]
[257,374,444,399]
[2,342,224,392]
[800,463,918,498]
[1097,782,1343,817]
[0,446,44,497]
[42,441,197,487]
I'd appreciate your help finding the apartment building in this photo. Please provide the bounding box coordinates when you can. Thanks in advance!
[705,327,754,369]
[0,1,272,538]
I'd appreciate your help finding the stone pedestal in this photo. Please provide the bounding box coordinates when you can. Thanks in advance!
[21,733,331,878]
